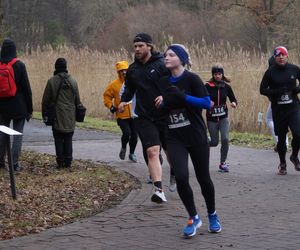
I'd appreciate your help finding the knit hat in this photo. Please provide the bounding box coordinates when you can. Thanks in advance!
[133,33,153,46]
[211,65,224,75]
[167,44,190,66]
[55,58,67,70]
[0,38,17,63]
[115,61,129,71]
[274,46,288,57]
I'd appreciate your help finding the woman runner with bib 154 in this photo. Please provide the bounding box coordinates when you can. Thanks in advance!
[155,44,222,238]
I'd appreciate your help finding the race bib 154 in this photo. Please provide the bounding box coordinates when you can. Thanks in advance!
[168,109,191,129]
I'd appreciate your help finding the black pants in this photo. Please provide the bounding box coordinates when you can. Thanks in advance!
[53,130,74,167]
[167,142,215,217]
[117,118,138,154]
[274,109,300,163]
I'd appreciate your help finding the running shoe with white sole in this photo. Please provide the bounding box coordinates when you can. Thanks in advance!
[169,175,177,192]
[129,153,137,163]
[218,162,229,172]
[183,217,202,238]
[151,189,167,203]
[208,212,222,233]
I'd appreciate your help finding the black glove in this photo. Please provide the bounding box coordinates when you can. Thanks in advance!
[26,114,32,122]
[110,106,118,113]
[163,85,186,107]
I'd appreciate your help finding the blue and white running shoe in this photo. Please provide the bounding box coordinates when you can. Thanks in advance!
[183,216,202,238]
[208,212,222,233]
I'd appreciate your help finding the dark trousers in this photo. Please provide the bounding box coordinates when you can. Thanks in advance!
[117,118,138,154]
[52,130,74,167]
[274,109,300,163]
[167,141,215,217]
[0,116,25,165]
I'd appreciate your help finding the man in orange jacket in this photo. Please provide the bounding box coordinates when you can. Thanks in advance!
[103,61,138,162]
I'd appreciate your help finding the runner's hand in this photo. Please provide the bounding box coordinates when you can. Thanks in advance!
[154,96,163,108]
[210,101,214,108]
[231,102,237,108]
[118,102,126,113]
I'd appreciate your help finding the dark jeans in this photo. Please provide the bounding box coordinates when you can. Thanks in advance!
[0,116,25,165]
[53,130,74,167]
[117,118,138,154]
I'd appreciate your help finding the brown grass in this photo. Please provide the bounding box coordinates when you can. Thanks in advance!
[21,43,299,133]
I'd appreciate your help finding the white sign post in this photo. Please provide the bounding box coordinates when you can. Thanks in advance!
[257,112,264,135]
[0,125,22,200]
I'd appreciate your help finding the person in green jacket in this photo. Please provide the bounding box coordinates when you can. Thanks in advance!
[42,58,81,169]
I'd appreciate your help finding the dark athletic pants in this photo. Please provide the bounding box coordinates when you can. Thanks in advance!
[117,118,138,154]
[274,109,300,164]
[167,141,215,217]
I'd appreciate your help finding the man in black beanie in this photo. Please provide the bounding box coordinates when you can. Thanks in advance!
[0,38,33,171]
[42,58,82,169]
[119,33,175,203]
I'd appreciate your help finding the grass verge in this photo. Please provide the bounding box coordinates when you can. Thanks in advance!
[33,112,277,149]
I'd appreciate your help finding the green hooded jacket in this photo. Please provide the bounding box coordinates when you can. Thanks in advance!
[42,72,81,132]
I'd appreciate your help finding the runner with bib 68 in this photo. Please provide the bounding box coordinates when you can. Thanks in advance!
[260,46,300,175]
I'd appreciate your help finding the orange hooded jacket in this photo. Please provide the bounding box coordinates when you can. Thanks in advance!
[103,61,132,119]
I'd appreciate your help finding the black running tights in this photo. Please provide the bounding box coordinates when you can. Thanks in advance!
[167,142,215,217]
[278,132,300,163]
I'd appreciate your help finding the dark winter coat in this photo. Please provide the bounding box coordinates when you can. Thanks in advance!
[0,39,33,119]
[42,72,81,133]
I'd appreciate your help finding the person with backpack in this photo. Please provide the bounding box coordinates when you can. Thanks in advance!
[155,44,221,238]
[0,38,33,171]
[42,58,82,169]
[205,65,237,172]
[103,61,138,162]
[260,46,300,175]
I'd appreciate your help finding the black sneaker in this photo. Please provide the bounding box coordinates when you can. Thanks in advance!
[119,148,126,160]
[13,163,22,172]
[277,163,287,175]
[290,155,300,171]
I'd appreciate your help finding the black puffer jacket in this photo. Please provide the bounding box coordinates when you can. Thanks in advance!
[0,39,33,119]
[121,52,169,120]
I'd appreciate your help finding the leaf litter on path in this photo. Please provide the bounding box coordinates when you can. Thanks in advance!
[0,151,139,240]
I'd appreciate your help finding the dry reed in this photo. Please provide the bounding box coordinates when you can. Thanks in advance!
[21,43,299,133]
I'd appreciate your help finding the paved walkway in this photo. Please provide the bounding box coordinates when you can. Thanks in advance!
[1,120,300,250]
